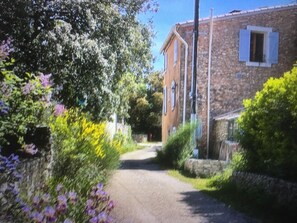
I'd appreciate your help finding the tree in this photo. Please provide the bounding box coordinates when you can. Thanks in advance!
[237,64,297,181]
[0,0,157,120]
[126,71,163,140]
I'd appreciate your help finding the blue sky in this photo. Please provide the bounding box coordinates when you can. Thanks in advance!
[139,0,295,71]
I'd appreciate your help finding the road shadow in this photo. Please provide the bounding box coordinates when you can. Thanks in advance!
[179,191,258,223]
[120,157,162,171]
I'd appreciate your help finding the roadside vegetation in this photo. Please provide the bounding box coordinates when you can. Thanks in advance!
[1,0,158,222]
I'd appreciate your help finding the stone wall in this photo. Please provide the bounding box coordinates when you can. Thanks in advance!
[184,159,227,178]
[232,171,297,207]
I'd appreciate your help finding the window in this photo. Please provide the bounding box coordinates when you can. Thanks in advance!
[163,86,167,115]
[250,32,264,62]
[239,26,279,67]
[171,81,176,111]
[227,119,238,141]
[174,39,178,64]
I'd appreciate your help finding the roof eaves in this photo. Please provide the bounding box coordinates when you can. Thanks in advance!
[178,3,297,27]
[159,25,177,53]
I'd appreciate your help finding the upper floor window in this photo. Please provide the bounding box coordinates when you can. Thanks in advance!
[239,26,279,67]
[174,39,178,64]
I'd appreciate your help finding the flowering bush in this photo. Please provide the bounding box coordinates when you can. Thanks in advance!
[0,39,53,153]
[0,151,114,223]
[50,109,120,195]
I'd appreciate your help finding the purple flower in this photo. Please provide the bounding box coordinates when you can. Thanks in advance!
[21,205,32,215]
[22,82,34,95]
[107,200,114,212]
[54,104,66,116]
[42,193,51,203]
[0,100,9,115]
[97,212,108,222]
[33,195,41,207]
[30,211,44,223]
[39,73,52,88]
[64,219,74,223]
[56,184,63,192]
[68,191,77,204]
[89,216,98,223]
[0,38,14,60]
[87,208,96,217]
[56,195,68,214]
[43,206,56,222]
[86,199,94,209]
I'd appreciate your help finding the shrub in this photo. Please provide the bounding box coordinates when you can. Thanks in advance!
[157,122,196,169]
[0,39,52,153]
[50,109,120,195]
[237,64,297,181]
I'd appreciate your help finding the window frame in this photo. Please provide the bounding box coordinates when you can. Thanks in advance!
[239,26,279,67]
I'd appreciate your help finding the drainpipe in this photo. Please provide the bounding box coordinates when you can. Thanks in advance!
[206,9,214,159]
[173,26,188,125]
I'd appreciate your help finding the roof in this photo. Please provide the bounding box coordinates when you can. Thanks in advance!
[214,108,244,121]
[160,3,297,53]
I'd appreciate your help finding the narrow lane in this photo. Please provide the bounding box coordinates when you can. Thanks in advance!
[107,144,257,223]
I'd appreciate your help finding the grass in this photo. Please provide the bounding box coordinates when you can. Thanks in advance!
[168,170,297,223]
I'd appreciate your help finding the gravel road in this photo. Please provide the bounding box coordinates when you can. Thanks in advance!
[107,144,257,223]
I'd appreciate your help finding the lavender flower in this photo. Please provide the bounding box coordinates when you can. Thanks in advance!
[0,38,14,60]
[44,206,57,222]
[68,191,77,204]
[39,73,52,88]
[0,100,9,115]
[64,219,74,223]
[30,211,44,223]
[54,104,66,116]
[56,184,63,192]
[22,82,33,95]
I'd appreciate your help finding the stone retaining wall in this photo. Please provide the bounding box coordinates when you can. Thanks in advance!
[184,159,228,178]
[232,171,297,207]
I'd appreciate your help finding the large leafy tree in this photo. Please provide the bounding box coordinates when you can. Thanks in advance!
[126,71,163,140]
[0,0,156,120]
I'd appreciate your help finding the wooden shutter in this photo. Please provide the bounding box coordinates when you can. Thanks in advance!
[239,29,251,62]
[268,32,279,64]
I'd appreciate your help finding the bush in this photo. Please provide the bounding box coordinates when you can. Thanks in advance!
[157,122,196,169]
[50,109,120,195]
[237,64,297,181]
[1,39,53,155]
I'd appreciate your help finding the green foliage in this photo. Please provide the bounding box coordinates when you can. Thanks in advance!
[0,57,52,149]
[50,109,120,196]
[237,64,297,181]
[0,0,157,121]
[127,71,163,139]
[208,152,247,189]
[157,122,196,169]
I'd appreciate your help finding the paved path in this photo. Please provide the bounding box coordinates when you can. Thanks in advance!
[107,144,257,223]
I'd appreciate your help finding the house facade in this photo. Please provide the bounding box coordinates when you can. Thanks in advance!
[161,4,297,158]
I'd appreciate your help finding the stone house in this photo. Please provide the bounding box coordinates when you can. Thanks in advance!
[160,4,297,159]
